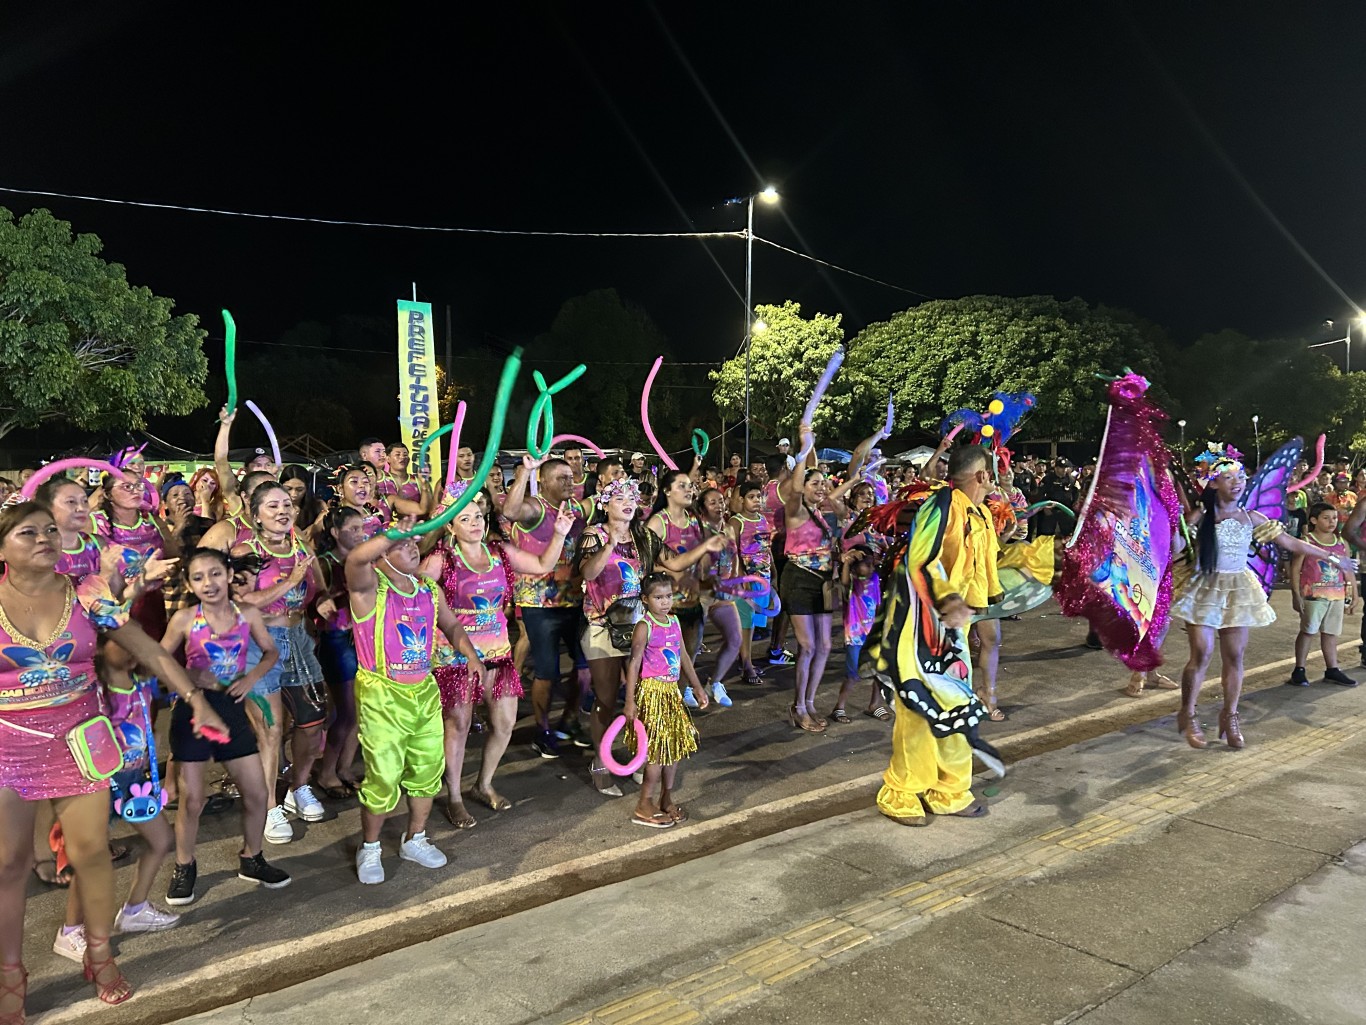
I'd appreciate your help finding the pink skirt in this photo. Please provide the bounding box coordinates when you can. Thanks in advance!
[434,656,523,712]
[0,693,111,801]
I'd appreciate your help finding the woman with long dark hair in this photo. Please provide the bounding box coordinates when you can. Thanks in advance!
[1172,452,1354,748]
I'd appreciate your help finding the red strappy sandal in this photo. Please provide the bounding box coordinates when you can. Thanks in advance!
[83,939,132,1006]
[0,963,26,1025]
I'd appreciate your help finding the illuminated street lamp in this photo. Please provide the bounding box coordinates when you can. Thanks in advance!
[738,186,780,465]
[1313,315,1366,373]
[1177,418,1186,454]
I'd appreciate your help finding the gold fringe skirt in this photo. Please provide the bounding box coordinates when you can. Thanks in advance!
[626,677,699,766]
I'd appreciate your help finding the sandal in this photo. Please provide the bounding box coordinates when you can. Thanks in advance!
[444,800,477,829]
[829,707,852,724]
[83,938,132,1006]
[316,783,356,801]
[662,804,688,823]
[470,786,512,812]
[589,763,624,798]
[631,811,675,829]
[741,667,765,685]
[864,705,892,722]
[0,962,26,1025]
[1124,672,1145,698]
[32,859,71,889]
[985,706,1007,722]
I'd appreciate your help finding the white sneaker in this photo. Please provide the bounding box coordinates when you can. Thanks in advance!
[682,686,699,708]
[356,842,385,885]
[52,925,86,963]
[115,903,181,933]
[284,785,325,822]
[711,681,733,708]
[264,805,294,844]
[399,831,448,869]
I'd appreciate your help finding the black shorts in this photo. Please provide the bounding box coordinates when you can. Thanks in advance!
[675,604,704,629]
[170,690,259,763]
[779,562,830,617]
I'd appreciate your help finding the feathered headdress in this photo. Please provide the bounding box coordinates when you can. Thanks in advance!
[1192,442,1245,485]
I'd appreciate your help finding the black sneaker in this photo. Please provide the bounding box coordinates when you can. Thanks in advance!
[166,861,197,906]
[557,718,593,749]
[238,851,292,889]
[532,729,561,759]
[1324,667,1359,687]
[1287,666,1309,687]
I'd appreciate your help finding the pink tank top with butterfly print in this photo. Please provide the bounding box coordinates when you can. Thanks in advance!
[184,604,250,685]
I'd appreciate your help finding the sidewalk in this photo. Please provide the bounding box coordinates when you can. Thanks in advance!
[177,677,1366,1025]
[21,591,1364,1023]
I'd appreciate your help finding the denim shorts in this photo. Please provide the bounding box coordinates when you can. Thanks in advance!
[520,606,587,680]
[249,625,291,696]
[318,628,358,686]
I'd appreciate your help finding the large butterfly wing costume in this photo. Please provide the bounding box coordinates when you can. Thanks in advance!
[1238,438,1302,595]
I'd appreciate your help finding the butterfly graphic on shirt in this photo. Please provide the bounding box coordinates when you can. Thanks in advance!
[661,647,681,678]
[204,640,245,682]
[468,594,499,630]
[395,621,430,664]
[617,561,640,594]
[4,642,76,687]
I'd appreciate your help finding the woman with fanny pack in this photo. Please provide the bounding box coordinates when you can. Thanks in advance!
[0,503,230,1020]
[232,483,326,844]
[577,478,725,798]
[780,466,849,734]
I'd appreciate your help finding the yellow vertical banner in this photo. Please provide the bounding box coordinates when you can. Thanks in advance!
[397,300,441,483]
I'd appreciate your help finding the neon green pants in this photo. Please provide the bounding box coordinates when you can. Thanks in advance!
[355,667,445,814]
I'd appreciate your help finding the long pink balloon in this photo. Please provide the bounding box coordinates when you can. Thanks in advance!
[445,401,468,491]
[21,459,128,499]
[551,433,606,459]
[640,356,678,470]
[1288,434,1326,493]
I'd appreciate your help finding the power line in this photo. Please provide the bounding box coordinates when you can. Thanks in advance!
[752,235,937,300]
[0,185,742,240]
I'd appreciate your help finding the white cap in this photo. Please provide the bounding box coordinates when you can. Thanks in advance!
[778,437,791,447]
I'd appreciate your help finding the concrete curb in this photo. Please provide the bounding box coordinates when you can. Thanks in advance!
[39,642,1356,1025]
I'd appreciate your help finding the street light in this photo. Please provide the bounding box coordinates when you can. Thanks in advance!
[1313,315,1366,373]
[738,185,780,466]
[1177,419,1186,454]
[1252,414,1260,465]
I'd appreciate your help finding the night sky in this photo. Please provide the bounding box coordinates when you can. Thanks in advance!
[4,2,1365,383]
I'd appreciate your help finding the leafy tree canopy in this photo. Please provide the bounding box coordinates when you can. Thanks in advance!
[843,295,1163,441]
[0,208,207,440]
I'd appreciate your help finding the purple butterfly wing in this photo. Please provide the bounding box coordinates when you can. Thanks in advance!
[1239,438,1303,595]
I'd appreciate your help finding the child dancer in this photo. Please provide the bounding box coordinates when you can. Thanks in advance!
[1288,502,1357,687]
[624,575,709,828]
[346,521,484,884]
[158,548,290,905]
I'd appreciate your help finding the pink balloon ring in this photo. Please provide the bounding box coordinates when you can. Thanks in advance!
[598,714,649,776]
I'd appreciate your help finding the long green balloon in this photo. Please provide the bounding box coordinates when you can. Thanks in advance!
[416,422,454,475]
[223,309,239,414]
[384,348,523,540]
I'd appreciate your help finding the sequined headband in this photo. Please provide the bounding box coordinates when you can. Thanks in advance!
[598,477,641,505]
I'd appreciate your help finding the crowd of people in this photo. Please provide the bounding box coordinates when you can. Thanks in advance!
[0,392,1360,1023]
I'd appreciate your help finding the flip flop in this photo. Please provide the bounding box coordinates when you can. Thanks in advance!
[662,804,689,823]
[864,706,892,722]
[33,859,72,888]
[631,812,676,829]
[470,787,512,812]
[316,784,355,801]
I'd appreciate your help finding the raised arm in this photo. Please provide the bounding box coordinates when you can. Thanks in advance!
[214,407,243,515]
[501,503,573,575]
[500,456,547,526]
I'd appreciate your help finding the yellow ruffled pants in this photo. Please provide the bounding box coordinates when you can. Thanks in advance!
[355,667,445,814]
[876,707,976,821]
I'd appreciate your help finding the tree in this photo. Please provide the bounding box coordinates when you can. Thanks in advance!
[843,295,1163,442]
[0,208,208,440]
[522,289,685,454]
[710,300,852,441]
[1165,330,1347,455]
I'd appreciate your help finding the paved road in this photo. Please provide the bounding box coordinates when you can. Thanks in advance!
[21,591,1366,1023]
